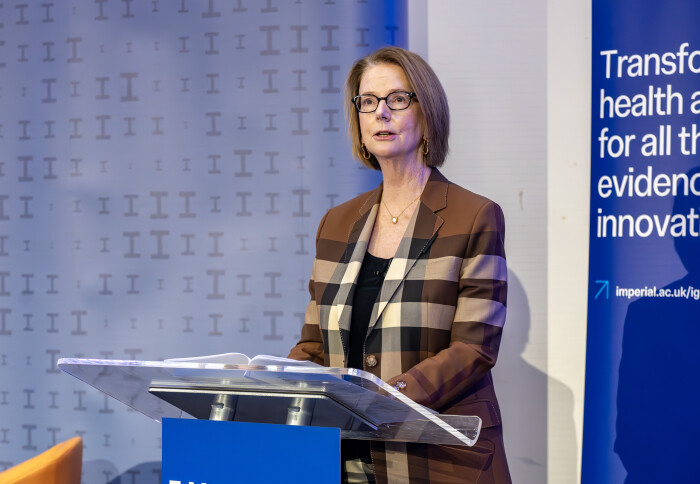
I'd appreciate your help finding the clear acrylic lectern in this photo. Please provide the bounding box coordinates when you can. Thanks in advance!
[58,358,481,447]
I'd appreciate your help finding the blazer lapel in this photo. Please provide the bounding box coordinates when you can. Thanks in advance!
[330,187,381,339]
[368,169,448,332]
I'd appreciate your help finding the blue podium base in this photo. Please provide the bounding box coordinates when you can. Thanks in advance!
[162,418,340,484]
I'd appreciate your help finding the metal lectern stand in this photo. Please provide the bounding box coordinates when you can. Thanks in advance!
[58,358,482,447]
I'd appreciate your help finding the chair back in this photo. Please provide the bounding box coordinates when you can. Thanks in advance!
[0,436,82,484]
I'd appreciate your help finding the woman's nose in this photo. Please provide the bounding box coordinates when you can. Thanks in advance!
[375,99,391,119]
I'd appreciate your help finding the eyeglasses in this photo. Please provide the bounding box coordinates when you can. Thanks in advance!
[352,91,417,113]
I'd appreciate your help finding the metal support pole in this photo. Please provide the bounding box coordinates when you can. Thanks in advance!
[209,394,236,421]
[285,397,315,426]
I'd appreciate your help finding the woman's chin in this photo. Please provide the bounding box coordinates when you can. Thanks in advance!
[373,151,422,166]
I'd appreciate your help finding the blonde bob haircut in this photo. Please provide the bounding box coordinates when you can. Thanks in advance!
[345,46,450,170]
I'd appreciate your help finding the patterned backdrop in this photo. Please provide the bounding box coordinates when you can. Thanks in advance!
[0,0,406,480]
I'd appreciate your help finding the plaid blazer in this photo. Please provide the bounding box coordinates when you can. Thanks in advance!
[289,169,510,483]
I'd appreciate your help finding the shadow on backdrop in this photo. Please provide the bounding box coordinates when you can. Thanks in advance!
[493,270,577,483]
[83,459,161,484]
[616,167,700,483]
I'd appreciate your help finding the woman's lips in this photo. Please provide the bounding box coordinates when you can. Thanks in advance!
[374,131,396,140]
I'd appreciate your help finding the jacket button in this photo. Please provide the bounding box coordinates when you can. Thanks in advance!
[394,380,407,390]
[365,354,378,367]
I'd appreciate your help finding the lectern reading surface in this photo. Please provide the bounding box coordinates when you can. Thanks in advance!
[58,358,481,446]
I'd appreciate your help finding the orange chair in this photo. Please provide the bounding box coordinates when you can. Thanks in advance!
[0,437,82,484]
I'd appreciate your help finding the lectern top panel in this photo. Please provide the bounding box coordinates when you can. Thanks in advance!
[58,358,481,446]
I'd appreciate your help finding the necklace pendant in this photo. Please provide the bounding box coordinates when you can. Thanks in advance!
[391,216,398,224]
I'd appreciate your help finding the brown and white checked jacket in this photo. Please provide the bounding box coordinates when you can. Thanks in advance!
[289,169,511,484]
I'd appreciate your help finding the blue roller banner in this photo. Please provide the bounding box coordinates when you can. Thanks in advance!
[582,1,700,483]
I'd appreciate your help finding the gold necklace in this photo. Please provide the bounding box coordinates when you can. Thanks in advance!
[381,193,421,224]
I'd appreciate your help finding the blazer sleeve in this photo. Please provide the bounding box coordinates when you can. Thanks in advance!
[287,211,329,365]
[386,200,507,410]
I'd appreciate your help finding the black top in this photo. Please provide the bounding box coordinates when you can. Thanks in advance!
[347,251,392,370]
[342,251,392,466]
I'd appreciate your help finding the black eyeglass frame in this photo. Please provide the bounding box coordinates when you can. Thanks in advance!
[352,91,417,113]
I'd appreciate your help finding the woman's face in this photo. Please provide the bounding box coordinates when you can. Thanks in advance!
[358,63,424,165]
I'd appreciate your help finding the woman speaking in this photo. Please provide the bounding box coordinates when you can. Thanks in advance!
[289,46,511,484]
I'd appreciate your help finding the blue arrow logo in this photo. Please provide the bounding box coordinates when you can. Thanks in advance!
[594,280,609,300]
